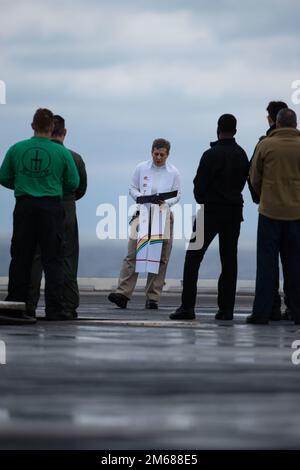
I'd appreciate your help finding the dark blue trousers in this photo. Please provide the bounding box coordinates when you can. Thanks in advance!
[6,196,64,316]
[253,214,300,321]
[181,208,241,312]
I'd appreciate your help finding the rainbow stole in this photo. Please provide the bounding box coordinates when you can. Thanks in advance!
[135,203,168,274]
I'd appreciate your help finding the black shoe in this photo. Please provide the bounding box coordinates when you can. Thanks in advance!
[0,309,37,325]
[270,313,281,321]
[26,309,36,319]
[46,312,75,321]
[270,308,282,321]
[281,308,294,321]
[246,314,269,325]
[63,310,78,319]
[108,293,128,309]
[26,302,37,318]
[215,310,233,320]
[169,306,196,320]
[145,300,158,310]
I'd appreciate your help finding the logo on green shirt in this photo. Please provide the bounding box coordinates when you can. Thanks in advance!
[21,147,52,178]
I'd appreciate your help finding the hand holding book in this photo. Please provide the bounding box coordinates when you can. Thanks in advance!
[136,190,178,204]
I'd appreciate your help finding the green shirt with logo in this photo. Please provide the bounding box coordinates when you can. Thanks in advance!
[0,136,80,197]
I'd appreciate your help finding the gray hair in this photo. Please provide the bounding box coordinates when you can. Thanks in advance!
[276,108,297,128]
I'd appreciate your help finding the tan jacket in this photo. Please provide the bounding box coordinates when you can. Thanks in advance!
[250,127,300,220]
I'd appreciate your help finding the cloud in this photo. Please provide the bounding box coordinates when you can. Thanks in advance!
[2,1,299,106]
[4,55,297,106]
[1,0,299,241]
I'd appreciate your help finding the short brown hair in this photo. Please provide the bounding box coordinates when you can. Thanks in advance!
[32,108,54,133]
[52,115,65,137]
[151,138,171,154]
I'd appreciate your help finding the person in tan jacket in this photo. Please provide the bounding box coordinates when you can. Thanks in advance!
[248,101,290,320]
[248,108,300,324]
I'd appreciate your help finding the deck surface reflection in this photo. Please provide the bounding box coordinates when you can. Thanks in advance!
[0,292,299,449]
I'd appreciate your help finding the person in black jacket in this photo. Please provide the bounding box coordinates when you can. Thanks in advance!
[248,101,291,321]
[170,114,249,320]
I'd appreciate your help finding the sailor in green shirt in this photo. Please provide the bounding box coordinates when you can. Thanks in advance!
[28,115,88,319]
[0,108,79,322]
[0,132,79,197]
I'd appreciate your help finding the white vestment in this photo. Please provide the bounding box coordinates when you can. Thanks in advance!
[130,160,181,274]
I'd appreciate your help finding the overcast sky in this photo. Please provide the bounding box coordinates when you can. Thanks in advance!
[0,0,299,246]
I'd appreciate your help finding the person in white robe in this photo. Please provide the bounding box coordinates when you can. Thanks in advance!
[108,138,181,309]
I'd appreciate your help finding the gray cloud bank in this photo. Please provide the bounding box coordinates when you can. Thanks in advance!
[0,0,299,248]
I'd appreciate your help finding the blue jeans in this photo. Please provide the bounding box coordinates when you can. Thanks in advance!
[253,214,300,320]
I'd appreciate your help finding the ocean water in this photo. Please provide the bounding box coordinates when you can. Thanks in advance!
[0,238,258,279]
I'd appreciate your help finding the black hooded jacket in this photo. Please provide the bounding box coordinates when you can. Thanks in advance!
[193,138,249,216]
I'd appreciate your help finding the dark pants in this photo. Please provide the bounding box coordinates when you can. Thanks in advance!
[253,214,300,321]
[181,208,241,312]
[6,196,64,316]
[28,199,80,314]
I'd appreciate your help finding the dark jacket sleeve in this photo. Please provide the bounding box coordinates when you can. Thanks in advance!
[62,148,80,193]
[249,142,264,198]
[193,151,214,204]
[247,136,266,204]
[70,151,87,200]
[247,146,260,204]
[0,146,15,190]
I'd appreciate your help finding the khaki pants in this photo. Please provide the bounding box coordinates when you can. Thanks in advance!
[116,211,174,302]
